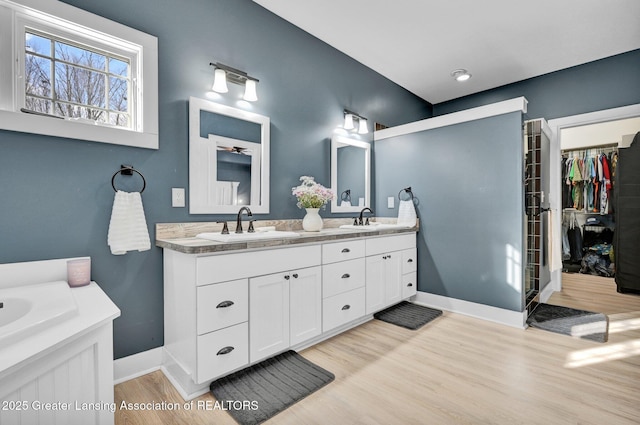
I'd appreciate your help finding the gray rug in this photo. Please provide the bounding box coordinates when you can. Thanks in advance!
[209,350,334,425]
[527,303,609,343]
[374,301,443,330]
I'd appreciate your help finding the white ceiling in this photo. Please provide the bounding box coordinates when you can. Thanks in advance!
[254,0,640,104]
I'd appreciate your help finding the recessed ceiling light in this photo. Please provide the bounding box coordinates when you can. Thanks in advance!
[451,69,471,82]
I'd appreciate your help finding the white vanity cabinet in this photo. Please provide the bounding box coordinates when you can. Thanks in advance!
[365,234,417,314]
[161,230,416,400]
[163,245,321,394]
[249,266,322,363]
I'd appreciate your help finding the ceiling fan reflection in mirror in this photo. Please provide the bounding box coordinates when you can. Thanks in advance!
[218,145,249,155]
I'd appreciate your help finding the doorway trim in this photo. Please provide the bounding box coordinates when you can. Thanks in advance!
[547,103,640,294]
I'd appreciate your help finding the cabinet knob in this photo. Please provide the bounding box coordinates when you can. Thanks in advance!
[341,248,350,253]
[284,275,290,280]
[383,255,388,260]
[341,304,351,311]
[216,300,234,308]
[216,346,235,356]
[341,273,350,279]
[407,283,413,287]
[292,273,299,279]
[407,258,413,263]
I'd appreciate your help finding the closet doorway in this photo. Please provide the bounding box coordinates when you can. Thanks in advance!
[548,105,640,310]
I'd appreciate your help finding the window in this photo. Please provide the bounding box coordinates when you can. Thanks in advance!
[0,0,158,149]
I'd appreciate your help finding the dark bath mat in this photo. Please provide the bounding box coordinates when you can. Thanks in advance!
[209,350,334,425]
[374,301,443,330]
[527,303,609,343]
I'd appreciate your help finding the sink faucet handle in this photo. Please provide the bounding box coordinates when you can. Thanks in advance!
[365,217,370,225]
[354,217,359,226]
[216,221,229,235]
[248,220,256,233]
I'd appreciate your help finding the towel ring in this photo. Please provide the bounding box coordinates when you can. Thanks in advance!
[398,187,414,201]
[111,165,146,193]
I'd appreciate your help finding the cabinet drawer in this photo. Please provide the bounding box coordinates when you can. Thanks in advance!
[366,234,416,256]
[197,279,248,335]
[322,287,366,333]
[402,248,417,274]
[322,240,365,264]
[402,272,417,299]
[196,245,321,285]
[322,258,365,298]
[196,322,248,384]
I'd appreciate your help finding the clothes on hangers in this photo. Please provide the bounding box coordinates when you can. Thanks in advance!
[561,147,617,214]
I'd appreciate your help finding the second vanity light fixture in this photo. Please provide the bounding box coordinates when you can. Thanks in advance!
[210,62,259,102]
[343,109,368,134]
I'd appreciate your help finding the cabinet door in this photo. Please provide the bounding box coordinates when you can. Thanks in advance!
[366,255,386,314]
[249,273,290,363]
[384,252,402,306]
[290,266,322,346]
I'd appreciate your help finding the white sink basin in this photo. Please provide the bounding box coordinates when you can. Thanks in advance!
[196,230,301,242]
[339,223,414,231]
[0,281,78,344]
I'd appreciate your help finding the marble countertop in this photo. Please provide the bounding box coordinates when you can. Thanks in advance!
[156,219,418,254]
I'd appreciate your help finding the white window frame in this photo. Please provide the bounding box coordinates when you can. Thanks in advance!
[0,0,158,149]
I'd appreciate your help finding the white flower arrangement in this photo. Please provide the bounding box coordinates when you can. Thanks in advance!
[291,176,335,209]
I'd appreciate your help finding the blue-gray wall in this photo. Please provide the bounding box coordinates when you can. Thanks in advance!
[375,49,640,313]
[434,49,640,119]
[0,0,431,359]
[375,112,525,311]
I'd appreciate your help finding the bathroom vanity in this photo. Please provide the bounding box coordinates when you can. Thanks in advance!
[156,221,417,399]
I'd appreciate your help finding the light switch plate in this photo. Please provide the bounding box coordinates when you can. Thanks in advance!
[172,188,185,207]
[387,196,395,208]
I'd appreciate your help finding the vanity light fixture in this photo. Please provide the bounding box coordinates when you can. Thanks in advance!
[451,69,472,82]
[210,62,259,101]
[343,109,368,134]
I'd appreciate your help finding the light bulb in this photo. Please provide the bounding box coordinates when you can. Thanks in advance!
[344,113,354,130]
[212,68,228,93]
[358,117,368,134]
[243,79,258,102]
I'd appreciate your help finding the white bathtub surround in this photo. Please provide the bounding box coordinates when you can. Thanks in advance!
[0,258,120,425]
[107,190,151,255]
[0,281,78,346]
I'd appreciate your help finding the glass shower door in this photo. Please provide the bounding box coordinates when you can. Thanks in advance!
[524,119,551,314]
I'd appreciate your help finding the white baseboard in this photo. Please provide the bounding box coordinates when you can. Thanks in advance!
[114,347,163,384]
[413,291,527,329]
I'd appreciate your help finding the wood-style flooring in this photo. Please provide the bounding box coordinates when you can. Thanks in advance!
[115,274,640,424]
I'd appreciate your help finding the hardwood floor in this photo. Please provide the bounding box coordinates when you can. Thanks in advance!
[115,274,640,424]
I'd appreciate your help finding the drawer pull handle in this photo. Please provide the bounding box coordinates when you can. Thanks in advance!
[407,283,414,287]
[293,273,299,279]
[341,304,351,310]
[407,258,413,263]
[341,273,350,279]
[217,346,235,356]
[284,275,290,280]
[341,248,350,253]
[216,300,234,309]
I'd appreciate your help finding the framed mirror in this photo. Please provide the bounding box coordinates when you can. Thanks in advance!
[330,134,371,213]
[189,97,270,214]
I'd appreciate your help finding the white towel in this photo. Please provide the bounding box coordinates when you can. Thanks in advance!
[107,191,151,255]
[397,199,417,227]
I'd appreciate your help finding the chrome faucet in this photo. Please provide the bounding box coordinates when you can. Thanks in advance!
[235,206,253,233]
[358,207,374,225]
